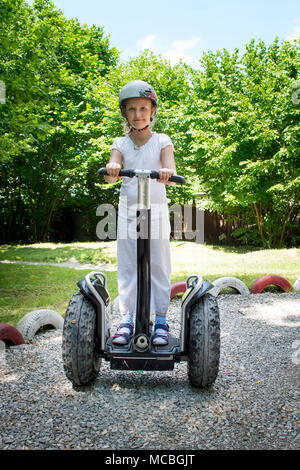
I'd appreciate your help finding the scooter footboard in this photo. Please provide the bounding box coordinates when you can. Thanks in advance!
[107,334,181,371]
[111,356,175,371]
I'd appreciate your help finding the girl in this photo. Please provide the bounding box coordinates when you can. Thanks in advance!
[105,80,176,346]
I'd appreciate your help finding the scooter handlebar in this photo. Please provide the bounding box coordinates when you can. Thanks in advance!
[149,171,186,184]
[97,168,186,184]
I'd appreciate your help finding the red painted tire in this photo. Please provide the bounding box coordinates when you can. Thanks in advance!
[0,323,25,346]
[171,281,186,298]
[251,275,293,294]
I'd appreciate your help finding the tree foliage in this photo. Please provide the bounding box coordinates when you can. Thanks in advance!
[0,0,118,242]
[188,38,300,247]
[0,0,299,247]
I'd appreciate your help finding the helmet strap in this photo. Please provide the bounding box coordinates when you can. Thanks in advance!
[131,123,151,132]
[130,114,154,132]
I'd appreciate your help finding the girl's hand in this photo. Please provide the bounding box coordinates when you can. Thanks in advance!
[157,168,175,185]
[106,162,121,178]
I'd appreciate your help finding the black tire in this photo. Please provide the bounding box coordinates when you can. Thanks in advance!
[62,292,101,386]
[188,294,220,388]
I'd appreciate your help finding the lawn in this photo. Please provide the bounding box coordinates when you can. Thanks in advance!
[0,241,117,265]
[0,263,118,326]
[0,241,299,327]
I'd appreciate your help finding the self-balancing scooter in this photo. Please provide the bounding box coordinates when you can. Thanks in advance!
[62,169,220,388]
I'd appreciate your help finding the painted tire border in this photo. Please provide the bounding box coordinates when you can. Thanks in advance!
[251,275,293,294]
[17,309,64,342]
[210,277,250,296]
[293,277,300,291]
[170,281,186,298]
[0,323,25,346]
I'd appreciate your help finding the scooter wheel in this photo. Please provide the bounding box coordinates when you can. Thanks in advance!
[62,292,101,386]
[188,294,220,388]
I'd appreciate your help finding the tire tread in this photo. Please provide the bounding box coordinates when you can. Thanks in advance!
[62,292,101,386]
[188,294,220,388]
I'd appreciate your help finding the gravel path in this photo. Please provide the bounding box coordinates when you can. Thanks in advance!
[0,292,299,450]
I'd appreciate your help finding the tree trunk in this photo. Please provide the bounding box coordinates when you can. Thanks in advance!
[253,202,267,247]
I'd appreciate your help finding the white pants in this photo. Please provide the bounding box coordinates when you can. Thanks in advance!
[117,204,171,317]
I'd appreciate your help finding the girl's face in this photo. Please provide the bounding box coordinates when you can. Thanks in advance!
[125,98,155,131]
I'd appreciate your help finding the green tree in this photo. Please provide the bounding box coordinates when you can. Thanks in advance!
[0,0,118,242]
[190,38,300,247]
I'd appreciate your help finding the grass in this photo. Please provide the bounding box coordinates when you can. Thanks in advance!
[170,241,299,285]
[0,241,117,265]
[0,264,118,326]
[0,241,299,327]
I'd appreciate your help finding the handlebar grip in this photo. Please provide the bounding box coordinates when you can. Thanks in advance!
[97,168,108,175]
[97,168,135,178]
[97,168,186,184]
[149,171,186,184]
[167,175,186,184]
[97,168,108,176]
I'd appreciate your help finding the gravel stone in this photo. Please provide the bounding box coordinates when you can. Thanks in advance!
[0,292,299,450]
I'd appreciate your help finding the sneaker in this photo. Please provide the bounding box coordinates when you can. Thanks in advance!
[152,323,169,346]
[112,322,133,345]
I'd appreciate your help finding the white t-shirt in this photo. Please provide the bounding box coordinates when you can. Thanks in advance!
[111,132,173,212]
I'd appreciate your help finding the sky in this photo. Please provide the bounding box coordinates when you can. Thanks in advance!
[26,0,300,68]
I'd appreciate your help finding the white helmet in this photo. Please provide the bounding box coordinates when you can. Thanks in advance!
[119,80,158,116]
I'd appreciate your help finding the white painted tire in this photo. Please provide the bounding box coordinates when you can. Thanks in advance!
[17,309,64,342]
[209,277,250,296]
[293,277,300,291]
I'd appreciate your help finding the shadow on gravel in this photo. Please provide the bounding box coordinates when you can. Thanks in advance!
[68,364,221,401]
